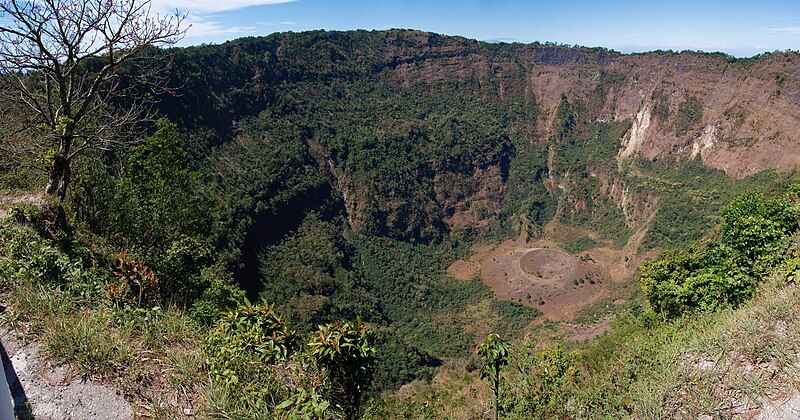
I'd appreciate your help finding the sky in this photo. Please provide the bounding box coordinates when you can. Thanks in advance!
[151,0,800,57]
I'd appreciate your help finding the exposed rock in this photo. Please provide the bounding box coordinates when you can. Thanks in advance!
[389,37,800,178]
[619,103,651,159]
[757,393,800,419]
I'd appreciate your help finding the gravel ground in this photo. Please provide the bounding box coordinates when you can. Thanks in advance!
[757,393,800,420]
[0,328,132,420]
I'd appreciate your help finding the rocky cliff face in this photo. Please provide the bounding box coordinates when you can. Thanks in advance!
[170,30,799,244]
[388,32,800,178]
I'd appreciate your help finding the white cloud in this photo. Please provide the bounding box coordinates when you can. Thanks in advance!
[152,0,296,13]
[150,1,297,41]
[766,26,800,33]
[184,18,257,37]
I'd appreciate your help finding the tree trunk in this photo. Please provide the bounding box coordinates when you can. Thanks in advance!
[45,152,70,200]
[494,378,499,420]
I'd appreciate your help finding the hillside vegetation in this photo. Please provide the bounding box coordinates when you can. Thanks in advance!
[1,29,800,418]
[366,183,800,419]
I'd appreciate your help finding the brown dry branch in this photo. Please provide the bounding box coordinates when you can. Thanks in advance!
[0,0,186,198]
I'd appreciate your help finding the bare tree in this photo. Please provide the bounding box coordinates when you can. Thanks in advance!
[0,0,185,199]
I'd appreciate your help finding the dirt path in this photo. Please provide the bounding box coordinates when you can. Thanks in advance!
[1,328,132,420]
[0,193,46,218]
[563,316,614,342]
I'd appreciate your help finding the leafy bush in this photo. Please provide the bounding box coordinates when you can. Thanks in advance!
[0,221,107,305]
[203,304,301,417]
[719,191,799,269]
[189,264,246,327]
[71,119,218,307]
[502,343,578,419]
[107,251,160,308]
[640,188,800,319]
[307,318,375,418]
[204,304,298,385]
[203,304,376,418]
[158,236,214,304]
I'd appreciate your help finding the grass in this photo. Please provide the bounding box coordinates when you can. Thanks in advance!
[623,278,800,417]
[43,309,135,377]
[0,218,208,417]
[369,273,800,418]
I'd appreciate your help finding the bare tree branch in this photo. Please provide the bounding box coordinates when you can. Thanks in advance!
[0,0,186,198]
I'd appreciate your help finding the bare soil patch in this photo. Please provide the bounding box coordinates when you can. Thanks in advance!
[479,243,606,320]
[1,328,132,420]
[447,242,496,281]
[0,193,46,219]
[448,205,658,322]
[563,316,614,342]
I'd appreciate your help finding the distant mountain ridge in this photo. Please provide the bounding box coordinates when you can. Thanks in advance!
[167,29,800,177]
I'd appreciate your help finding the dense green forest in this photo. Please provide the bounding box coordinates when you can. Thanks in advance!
[1,29,799,418]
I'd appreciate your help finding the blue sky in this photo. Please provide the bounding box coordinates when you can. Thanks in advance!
[152,0,800,57]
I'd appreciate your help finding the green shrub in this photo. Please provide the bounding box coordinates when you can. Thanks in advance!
[491,300,541,337]
[640,188,800,319]
[307,318,375,418]
[478,333,510,420]
[190,265,246,327]
[203,304,301,416]
[502,343,578,419]
[158,236,214,304]
[204,304,299,386]
[70,119,217,307]
[720,191,799,268]
[203,304,374,418]
[0,222,108,305]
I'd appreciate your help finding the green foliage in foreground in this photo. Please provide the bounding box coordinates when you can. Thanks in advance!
[205,305,298,385]
[0,217,205,415]
[640,188,800,319]
[71,120,220,308]
[308,319,375,418]
[0,214,378,418]
[478,333,510,420]
[0,210,107,305]
[501,342,578,419]
[204,303,375,418]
